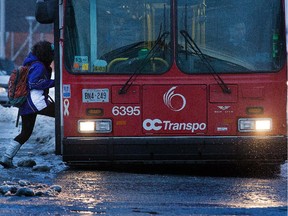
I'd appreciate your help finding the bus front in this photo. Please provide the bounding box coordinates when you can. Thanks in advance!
[60,0,287,167]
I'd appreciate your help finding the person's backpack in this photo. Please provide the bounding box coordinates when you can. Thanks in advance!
[7,63,35,107]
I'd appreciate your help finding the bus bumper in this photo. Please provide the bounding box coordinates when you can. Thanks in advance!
[62,136,287,165]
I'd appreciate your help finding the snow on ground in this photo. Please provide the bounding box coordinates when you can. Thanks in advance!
[0,105,67,172]
[282,161,288,178]
[0,103,68,197]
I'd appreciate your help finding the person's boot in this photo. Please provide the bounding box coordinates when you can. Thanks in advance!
[0,140,21,168]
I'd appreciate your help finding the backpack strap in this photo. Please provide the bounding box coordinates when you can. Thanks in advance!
[16,109,20,128]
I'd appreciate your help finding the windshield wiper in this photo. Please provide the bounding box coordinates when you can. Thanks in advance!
[118,30,170,94]
[180,30,231,94]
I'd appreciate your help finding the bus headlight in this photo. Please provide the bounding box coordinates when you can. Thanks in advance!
[78,119,112,133]
[238,118,272,132]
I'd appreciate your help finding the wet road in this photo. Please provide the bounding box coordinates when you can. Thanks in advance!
[54,170,287,215]
[0,168,287,215]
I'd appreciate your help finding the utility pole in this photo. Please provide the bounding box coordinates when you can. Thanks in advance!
[286,0,288,52]
[0,0,5,58]
[25,16,35,53]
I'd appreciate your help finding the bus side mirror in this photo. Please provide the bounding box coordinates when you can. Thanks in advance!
[35,0,57,24]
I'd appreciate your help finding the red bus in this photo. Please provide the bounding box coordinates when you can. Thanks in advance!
[36,0,287,168]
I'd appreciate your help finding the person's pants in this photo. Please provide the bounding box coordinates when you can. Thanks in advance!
[14,102,55,145]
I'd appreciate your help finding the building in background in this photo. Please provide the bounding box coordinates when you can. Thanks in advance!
[0,0,53,66]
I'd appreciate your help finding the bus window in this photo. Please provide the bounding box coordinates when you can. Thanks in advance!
[176,0,285,74]
[64,0,172,74]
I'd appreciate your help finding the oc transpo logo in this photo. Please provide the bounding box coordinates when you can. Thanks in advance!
[163,86,186,112]
[143,119,207,133]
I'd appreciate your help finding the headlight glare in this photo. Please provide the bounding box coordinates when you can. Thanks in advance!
[255,119,271,131]
[79,121,95,132]
[238,118,272,132]
[78,119,112,133]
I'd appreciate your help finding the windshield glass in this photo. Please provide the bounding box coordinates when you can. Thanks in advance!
[64,0,172,74]
[177,0,285,73]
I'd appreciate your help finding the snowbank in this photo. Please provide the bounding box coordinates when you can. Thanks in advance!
[281,162,287,178]
[0,106,56,155]
[0,103,67,196]
[0,104,67,174]
[0,180,62,197]
[0,105,18,122]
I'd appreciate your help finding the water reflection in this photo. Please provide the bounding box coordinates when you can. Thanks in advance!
[54,169,287,213]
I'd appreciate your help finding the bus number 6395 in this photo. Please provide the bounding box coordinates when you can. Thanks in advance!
[112,106,141,116]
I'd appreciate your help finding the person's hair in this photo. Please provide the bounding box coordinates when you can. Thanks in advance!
[31,40,54,65]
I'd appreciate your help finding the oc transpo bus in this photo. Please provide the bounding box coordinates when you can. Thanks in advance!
[35,0,287,169]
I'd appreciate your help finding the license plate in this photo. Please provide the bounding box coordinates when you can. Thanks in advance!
[82,89,109,103]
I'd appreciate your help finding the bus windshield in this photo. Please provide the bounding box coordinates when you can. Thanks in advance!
[64,0,171,74]
[64,0,285,74]
[177,0,285,73]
